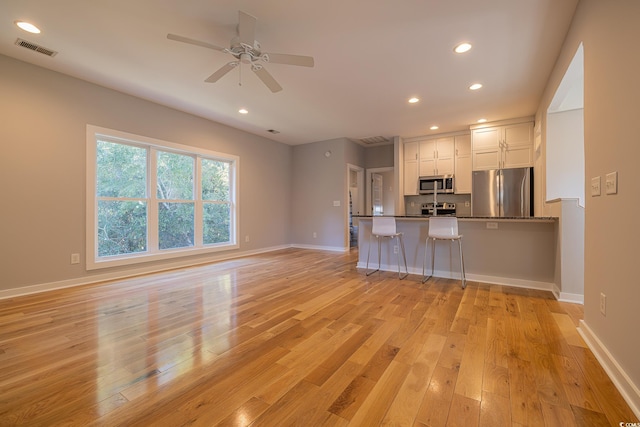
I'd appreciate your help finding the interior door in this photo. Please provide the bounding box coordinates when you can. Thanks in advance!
[371,173,383,215]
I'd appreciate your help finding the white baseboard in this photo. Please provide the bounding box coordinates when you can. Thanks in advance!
[291,243,349,253]
[578,320,640,419]
[0,244,292,300]
[558,292,584,304]
[355,262,555,292]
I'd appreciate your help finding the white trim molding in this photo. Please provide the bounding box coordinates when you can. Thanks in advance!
[578,320,640,419]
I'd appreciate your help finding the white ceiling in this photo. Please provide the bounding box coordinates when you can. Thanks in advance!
[0,0,578,146]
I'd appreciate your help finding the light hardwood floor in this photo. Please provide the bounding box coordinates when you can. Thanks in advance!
[0,248,637,426]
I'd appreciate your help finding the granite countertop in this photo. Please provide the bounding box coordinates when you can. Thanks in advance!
[353,215,558,220]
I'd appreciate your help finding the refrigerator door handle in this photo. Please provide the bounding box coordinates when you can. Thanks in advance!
[498,170,504,217]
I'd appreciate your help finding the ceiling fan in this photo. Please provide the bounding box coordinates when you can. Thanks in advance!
[167,11,314,93]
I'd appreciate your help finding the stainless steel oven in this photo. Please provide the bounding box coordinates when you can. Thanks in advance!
[419,175,454,194]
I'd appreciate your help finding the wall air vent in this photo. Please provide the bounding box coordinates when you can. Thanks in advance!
[359,136,390,145]
[15,38,58,57]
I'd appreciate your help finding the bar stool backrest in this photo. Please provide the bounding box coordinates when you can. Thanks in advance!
[428,217,461,239]
[372,217,398,237]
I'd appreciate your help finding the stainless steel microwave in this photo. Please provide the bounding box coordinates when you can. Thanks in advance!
[419,175,454,194]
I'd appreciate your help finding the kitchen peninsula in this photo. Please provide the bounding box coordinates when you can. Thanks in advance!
[356,215,558,294]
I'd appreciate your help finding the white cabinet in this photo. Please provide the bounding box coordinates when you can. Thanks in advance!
[403,141,419,195]
[454,134,471,194]
[419,137,454,176]
[471,121,533,170]
[404,134,467,195]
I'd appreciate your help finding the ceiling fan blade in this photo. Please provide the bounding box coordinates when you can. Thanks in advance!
[238,11,257,47]
[251,65,282,93]
[205,62,239,83]
[264,53,315,67]
[167,33,226,52]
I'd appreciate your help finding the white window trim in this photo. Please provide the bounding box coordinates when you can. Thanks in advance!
[86,125,239,270]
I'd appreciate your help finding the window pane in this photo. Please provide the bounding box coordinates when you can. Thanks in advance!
[159,202,194,249]
[202,159,230,201]
[203,203,230,244]
[98,200,147,256]
[157,151,194,200]
[97,140,146,198]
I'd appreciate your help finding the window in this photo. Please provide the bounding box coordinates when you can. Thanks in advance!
[87,125,238,269]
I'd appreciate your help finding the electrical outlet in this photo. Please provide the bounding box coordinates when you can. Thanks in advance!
[70,253,80,264]
[245,235,250,243]
[486,222,498,229]
[393,245,398,254]
[600,292,606,316]
[313,232,317,238]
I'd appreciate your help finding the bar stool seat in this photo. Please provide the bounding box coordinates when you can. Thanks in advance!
[422,217,466,288]
[366,217,408,279]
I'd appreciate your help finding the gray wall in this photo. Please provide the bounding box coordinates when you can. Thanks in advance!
[291,138,365,249]
[365,144,394,169]
[0,54,292,292]
[537,0,640,402]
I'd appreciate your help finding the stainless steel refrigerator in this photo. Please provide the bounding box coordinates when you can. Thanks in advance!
[472,167,532,217]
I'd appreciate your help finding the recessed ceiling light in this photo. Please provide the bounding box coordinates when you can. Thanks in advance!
[408,97,420,104]
[430,125,439,130]
[454,42,472,53]
[477,118,488,123]
[15,21,41,34]
[469,83,483,91]
[238,108,248,114]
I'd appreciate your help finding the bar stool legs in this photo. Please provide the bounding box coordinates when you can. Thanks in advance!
[421,217,466,289]
[365,217,408,280]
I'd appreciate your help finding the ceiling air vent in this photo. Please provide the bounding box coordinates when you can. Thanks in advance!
[15,38,58,57]
[359,136,390,145]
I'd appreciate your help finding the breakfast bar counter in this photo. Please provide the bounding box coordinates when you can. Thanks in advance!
[354,216,558,292]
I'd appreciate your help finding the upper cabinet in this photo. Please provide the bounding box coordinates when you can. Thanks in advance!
[403,133,469,195]
[419,137,454,176]
[471,120,534,170]
[403,141,419,195]
[454,134,471,194]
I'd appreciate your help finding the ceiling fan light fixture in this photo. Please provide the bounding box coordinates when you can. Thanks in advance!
[454,42,472,53]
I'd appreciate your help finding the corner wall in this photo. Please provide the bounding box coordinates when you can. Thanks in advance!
[0,54,292,294]
[536,0,640,415]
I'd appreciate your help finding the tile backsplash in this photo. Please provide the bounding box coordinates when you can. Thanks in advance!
[405,194,471,216]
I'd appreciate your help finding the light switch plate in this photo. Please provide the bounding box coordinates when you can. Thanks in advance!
[591,176,601,196]
[333,200,341,207]
[605,172,618,195]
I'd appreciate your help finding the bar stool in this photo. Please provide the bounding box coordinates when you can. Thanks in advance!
[422,217,466,288]
[365,217,408,279]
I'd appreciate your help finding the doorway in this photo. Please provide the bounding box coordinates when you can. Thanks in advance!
[347,164,365,248]
[545,43,585,302]
[366,167,395,216]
